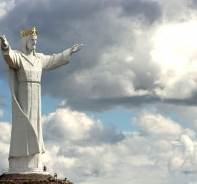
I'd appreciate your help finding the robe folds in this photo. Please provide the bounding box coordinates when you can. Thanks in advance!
[2,47,70,170]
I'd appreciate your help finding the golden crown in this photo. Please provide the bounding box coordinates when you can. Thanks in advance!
[20,27,38,37]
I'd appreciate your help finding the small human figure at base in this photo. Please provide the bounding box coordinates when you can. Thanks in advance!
[43,165,47,172]
[54,173,57,181]
[48,176,52,182]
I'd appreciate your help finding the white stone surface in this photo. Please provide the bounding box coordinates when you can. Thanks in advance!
[2,167,50,175]
[8,167,50,175]
[0,33,82,173]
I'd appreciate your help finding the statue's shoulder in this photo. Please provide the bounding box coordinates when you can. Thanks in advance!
[36,52,44,56]
[14,50,25,57]
[36,53,44,57]
[13,51,44,58]
[14,50,22,54]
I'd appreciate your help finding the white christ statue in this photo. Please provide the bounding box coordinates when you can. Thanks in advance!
[0,28,82,173]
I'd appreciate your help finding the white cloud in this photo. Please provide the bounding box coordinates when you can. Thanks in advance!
[43,108,125,145]
[151,21,197,99]
[133,112,182,136]
[0,107,197,184]
[0,0,15,17]
[0,121,11,144]
[41,108,173,183]
[153,139,172,151]
[169,134,197,175]
[168,154,184,173]
[0,122,11,172]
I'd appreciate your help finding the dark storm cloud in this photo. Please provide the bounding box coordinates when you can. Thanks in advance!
[189,0,197,8]
[0,0,163,112]
[2,0,193,112]
[0,0,105,42]
[121,0,163,24]
[65,95,160,112]
[0,0,119,85]
[165,93,197,107]
[0,0,126,70]
[65,93,197,112]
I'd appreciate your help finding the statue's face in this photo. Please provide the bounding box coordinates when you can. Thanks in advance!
[27,35,37,51]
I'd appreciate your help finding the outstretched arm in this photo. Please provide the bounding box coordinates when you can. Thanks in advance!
[42,44,83,71]
[0,35,20,69]
[0,35,9,50]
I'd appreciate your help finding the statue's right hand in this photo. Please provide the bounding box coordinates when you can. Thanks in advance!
[0,35,9,48]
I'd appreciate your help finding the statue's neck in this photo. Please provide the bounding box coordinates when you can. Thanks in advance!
[26,48,36,56]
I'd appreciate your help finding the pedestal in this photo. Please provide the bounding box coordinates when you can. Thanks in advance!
[0,172,73,183]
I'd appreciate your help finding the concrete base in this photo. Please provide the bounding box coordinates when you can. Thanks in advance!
[2,167,50,175]
[0,173,73,183]
[0,173,53,180]
[4,171,50,175]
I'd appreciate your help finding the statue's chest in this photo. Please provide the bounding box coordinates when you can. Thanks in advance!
[17,57,43,82]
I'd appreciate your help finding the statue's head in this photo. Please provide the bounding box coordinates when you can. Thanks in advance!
[20,27,38,54]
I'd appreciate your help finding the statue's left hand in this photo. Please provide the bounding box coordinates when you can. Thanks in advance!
[70,44,83,54]
[0,35,9,48]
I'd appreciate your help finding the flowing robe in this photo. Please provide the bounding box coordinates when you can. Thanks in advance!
[2,47,70,171]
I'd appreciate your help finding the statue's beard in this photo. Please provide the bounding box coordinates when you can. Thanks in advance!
[33,48,36,56]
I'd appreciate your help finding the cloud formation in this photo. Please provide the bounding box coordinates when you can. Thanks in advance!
[169,134,197,175]
[0,107,197,183]
[133,112,182,136]
[0,121,10,172]
[1,1,197,183]
[122,0,163,24]
[42,108,125,145]
[3,0,197,111]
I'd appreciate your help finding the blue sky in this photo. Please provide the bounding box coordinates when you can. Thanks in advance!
[1,0,197,184]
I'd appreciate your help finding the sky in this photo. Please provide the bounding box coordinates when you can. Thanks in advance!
[2,0,197,183]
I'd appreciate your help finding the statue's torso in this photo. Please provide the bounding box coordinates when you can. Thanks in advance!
[16,54,42,83]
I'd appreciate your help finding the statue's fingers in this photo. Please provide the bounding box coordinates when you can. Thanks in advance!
[0,35,6,42]
[72,44,78,50]
[0,35,5,39]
